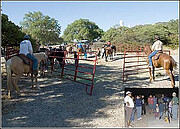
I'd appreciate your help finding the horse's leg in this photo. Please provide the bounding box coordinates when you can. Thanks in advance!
[105,54,108,62]
[149,67,153,82]
[165,69,175,88]
[171,70,175,86]
[12,74,21,95]
[31,73,34,89]
[35,75,40,90]
[170,69,175,87]
[152,66,155,81]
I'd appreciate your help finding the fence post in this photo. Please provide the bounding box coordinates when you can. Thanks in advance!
[74,52,79,81]
[122,50,126,83]
[61,51,67,78]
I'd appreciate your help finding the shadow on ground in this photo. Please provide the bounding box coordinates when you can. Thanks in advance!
[1,57,179,127]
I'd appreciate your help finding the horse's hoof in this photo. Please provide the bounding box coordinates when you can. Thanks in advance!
[36,87,41,90]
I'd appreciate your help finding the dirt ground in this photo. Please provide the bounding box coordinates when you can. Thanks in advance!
[1,48,179,127]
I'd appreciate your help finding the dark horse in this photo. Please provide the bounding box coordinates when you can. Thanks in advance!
[144,44,177,88]
[105,45,116,62]
[48,47,65,67]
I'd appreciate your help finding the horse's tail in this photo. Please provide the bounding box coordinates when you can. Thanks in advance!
[173,60,178,70]
[6,59,12,98]
[171,57,178,70]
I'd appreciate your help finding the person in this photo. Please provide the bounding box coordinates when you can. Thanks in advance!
[153,95,157,113]
[154,103,160,119]
[169,99,172,114]
[148,95,154,114]
[148,35,163,69]
[135,95,142,120]
[171,92,179,120]
[107,41,111,47]
[130,96,136,123]
[124,91,134,127]
[19,35,38,75]
[96,48,101,59]
[141,95,146,115]
[77,42,84,52]
[74,52,78,66]
[159,94,165,119]
[101,45,106,59]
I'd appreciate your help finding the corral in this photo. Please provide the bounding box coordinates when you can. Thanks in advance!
[1,44,179,127]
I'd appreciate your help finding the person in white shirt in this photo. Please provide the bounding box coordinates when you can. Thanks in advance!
[19,35,38,75]
[148,35,163,69]
[124,91,134,127]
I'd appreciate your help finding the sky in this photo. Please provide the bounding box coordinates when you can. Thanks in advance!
[1,1,179,36]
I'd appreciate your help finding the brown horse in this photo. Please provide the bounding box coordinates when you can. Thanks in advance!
[144,44,177,87]
[6,52,48,99]
[77,47,84,58]
[66,45,72,57]
[105,46,116,62]
[105,47,113,62]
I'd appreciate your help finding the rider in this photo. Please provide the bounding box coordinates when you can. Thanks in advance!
[107,41,111,47]
[148,35,163,69]
[19,35,38,75]
[77,42,84,52]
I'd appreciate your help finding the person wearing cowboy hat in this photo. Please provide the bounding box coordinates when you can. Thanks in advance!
[148,35,163,69]
[124,91,134,127]
[19,35,38,75]
[171,92,179,120]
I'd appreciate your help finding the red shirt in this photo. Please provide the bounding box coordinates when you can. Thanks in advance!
[148,97,154,104]
[107,42,111,45]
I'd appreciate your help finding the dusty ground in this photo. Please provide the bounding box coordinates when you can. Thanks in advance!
[1,55,125,127]
[1,48,179,127]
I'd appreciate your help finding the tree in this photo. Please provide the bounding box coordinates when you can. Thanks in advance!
[20,11,61,45]
[63,19,104,42]
[102,19,179,48]
[1,14,25,47]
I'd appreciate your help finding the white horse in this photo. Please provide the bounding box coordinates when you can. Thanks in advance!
[6,52,48,99]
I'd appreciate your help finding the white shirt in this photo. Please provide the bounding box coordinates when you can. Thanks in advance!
[124,95,134,108]
[101,48,105,53]
[19,40,33,55]
[152,40,163,51]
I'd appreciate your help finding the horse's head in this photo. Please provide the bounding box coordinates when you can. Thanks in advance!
[143,44,152,55]
[34,52,48,65]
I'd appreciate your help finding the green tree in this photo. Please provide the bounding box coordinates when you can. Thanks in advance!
[63,18,104,42]
[1,14,25,47]
[102,19,179,48]
[20,11,61,45]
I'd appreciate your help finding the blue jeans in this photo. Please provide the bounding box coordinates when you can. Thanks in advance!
[159,111,163,118]
[136,106,142,119]
[130,108,136,122]
[172,105,178,119]
[84,53,87,59]
[148,50,159,66]
[26,53,38,71]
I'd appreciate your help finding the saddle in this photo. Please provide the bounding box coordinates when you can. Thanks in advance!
[154,51,163,60]
[18,54,33,73]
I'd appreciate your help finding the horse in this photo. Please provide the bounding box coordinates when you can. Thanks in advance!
[6,52,48,99]
[144,44,177,88]
[66,45,72,57]
[48,47,65,67]
[37,48,50,76]
[77,47,84,58]
[111,45,116,56]
[105,45,116,62]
